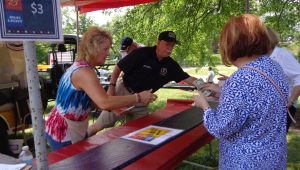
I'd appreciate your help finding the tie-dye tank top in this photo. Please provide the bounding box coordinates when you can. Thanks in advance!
[45,61,93,142]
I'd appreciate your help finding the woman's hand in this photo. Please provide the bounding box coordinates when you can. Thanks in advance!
[201,83,221,99]
[193,91,210,110]
[218,73,229,81]
[139,89,157,104]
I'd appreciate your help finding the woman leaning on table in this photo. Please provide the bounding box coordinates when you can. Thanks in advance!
[193,14,289,169]
[45,26,157,151]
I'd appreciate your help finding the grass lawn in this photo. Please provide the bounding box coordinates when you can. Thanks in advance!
[287,129,300,170]
[183,65,237,78]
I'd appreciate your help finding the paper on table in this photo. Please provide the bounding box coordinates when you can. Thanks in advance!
[0,163,26,170]
[121,125,183,145]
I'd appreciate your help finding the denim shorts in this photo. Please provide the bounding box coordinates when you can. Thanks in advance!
[45,132,71,151]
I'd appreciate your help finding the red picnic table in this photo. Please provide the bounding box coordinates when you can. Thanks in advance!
[46,99,215,170]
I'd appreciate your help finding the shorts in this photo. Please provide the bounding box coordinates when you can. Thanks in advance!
[45,132,71,151]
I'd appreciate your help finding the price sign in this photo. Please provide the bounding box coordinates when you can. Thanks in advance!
[0,0,62,42]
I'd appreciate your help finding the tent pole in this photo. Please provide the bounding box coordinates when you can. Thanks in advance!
[24,41,48,169]
[76,6,79,54]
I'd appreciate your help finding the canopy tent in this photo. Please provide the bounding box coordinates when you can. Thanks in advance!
[60,0,160,13]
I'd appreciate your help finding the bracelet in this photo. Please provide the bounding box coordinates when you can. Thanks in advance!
[109,82,116,87]
[135,93,141,103]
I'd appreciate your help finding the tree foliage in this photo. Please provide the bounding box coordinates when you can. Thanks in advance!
[36,43,50,64]
[37,1,300,65]
[257,0,300,42]
[106,0,300,66]
[62,7,97,35]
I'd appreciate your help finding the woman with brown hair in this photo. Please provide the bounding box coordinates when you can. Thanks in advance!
[193,14,288,169]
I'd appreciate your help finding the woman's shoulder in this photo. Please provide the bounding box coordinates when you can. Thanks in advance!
[243,56,288,88]
[67,61,93,74]
[246,56,283,74]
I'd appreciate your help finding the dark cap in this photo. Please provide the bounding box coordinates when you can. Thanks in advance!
[158,31,180,44]
[120,36,133,50]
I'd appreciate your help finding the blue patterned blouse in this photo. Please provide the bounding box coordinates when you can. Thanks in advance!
[204,56,289,170]
[45,61,93,142]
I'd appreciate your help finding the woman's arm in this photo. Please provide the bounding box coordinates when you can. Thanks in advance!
[72,67,156,110]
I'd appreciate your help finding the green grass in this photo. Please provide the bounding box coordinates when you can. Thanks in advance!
[176,140,219,170]
[184,65,237,78]
[287,129,300,170]
[149,89,195,112]
[45,100,55,113]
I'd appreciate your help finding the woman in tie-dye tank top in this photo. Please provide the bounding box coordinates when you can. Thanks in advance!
[45,27,157,151]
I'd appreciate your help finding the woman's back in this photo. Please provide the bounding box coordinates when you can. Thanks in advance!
[45,61,93,142]
[212,56,288,169]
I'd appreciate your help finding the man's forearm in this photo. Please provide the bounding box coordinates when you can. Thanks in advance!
[110,65,122,84]
[184,76,198,86]
[290,85,300,103]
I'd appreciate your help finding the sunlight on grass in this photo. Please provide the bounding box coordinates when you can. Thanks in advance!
[184,65,237,78]
[149,89,195,112]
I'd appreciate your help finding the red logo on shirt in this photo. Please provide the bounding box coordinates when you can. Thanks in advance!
[5,0,23,11]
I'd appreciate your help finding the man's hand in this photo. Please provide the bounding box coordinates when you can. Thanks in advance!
[287,100,294,108]
[107,85,115,96]
[139,89,158,104]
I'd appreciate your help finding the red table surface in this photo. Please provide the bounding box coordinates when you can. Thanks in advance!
[47,99,214,169]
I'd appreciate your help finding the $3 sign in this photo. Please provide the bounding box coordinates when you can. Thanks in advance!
[31,2,43,15]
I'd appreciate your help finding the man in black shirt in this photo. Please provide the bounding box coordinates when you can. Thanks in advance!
[88,31,198,136]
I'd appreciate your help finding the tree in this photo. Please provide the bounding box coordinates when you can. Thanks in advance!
[107,0,300,66]
[257,0,300,43]
[107,0,243,66]
[36,1,300,65]
[62,7,98,35]
[36,43,50,64]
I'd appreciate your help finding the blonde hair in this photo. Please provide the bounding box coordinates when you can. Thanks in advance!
[77,26,112,63]
[219,14,271,66]
[267,27,279,49]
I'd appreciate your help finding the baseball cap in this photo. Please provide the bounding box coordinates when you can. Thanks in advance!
[158,31,180,44]
[120,36,133,50]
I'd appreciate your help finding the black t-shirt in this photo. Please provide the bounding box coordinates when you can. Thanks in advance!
[117,46,190,93]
